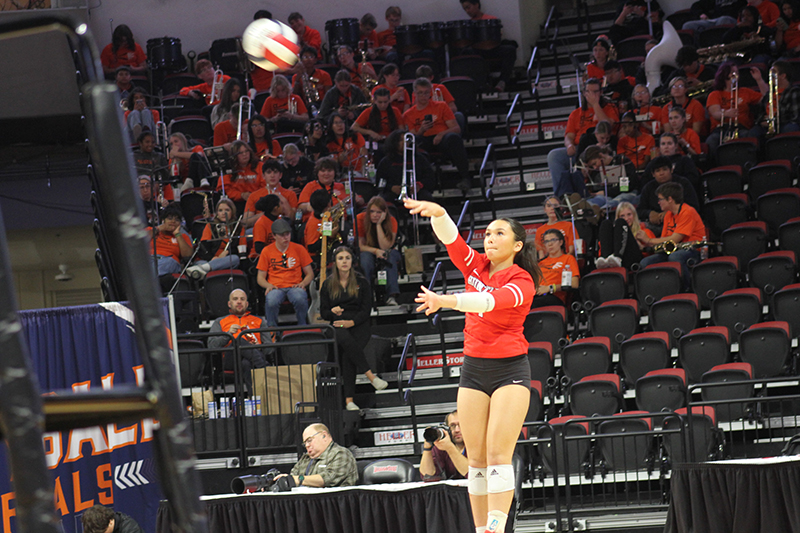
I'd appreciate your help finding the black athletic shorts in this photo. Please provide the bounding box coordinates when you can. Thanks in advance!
[459,354,531,396]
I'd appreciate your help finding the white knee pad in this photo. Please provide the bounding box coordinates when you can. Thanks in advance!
[486,464,515,494]
[485,510,508,533]
[468,466,487,495]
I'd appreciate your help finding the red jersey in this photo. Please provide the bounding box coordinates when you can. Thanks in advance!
[404,101,456,136]
[101,43,146,70]
[445,236,535,358]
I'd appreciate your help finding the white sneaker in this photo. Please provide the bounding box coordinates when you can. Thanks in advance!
[595,257,608,269]
[345,401,360,411]
[186,265,207,280]
[385,296,399,306]
[179,178,194,194]
[606,255,622,268]
[372,376,388,391]
[199,178,211,189]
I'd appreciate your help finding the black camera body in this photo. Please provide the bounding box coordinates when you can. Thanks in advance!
[423,424,451,445]
[231,468,296,494]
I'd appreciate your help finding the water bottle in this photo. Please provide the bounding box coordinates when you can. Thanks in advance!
[561,263,573,290]
[347,229,355,247]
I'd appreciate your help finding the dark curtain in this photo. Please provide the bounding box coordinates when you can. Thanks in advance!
[665,460,800,533]
[157,483,474,533]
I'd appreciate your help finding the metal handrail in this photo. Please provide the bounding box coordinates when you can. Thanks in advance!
[505,93,530,192]
[479,143,498,220]
[396,334,420,452]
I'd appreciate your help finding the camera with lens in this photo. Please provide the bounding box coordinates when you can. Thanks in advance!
[231,468,296,494]
[423,424,452,445]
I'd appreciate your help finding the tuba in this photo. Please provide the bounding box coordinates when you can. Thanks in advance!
[644,21,682,93]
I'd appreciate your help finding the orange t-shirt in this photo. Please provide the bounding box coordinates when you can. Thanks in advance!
[586,62,605,82]
[535,221,576,254]
[217,165,265,201]
[412,83,456,105]
[566,104,619,144]
[179,75,231,105]
[372,84,410,115]
[403,100,456,136]
[706,87,762,130]
[254,139,282,159]
[148,229,192,263]
[661,99,706,133]
[101,43,146,70]
[245,185,299,214]
[538,253,580,303]
[355,106,405,136]
[260,94,308,119]
[633,105,662,136]
[327,134,366,171]
[292,69,333,101]
[617,133,655,170]
[200,223,246,258]
[678,128,702,155]
[213,120,245,147]
[298,181,347,222]
[251,66,274,93]
[252,215,276,257]
[662,203,707,243]
[757,1,780,27]
[256,242,312,288]
[377,28,396,47]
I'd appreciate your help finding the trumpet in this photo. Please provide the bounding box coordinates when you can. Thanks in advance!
[237,95,252,141]
[721,69,739,144]
[653,240,718,255]
[210,69,224,103]
[767,66,780,137]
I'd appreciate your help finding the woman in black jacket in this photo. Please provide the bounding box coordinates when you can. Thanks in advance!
[320,246,388,410]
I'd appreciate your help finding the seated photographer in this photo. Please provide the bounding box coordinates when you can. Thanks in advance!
[533,229,579,308]
[419,410,468,481]
[275,423,358,488]
[208,289,272,392]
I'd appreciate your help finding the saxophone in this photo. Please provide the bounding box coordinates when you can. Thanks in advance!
[301,64,320,116]
[653,240,718,255]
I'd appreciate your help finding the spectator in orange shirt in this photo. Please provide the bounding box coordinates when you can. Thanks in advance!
[534,196,575,260]
[298,157,346,219]
[415,64,466,134]
[352,87,405,146]
[287,12,323,60]
[777,0,800,56]
[631,84,663,137]
[147,204,193,276]
[617,111,655,170]
[750,0,781,27]
[256,218,315,326]
[247,115,282,161]
[404,77,471,193]
[213,103,247,149]
[665,106,702,156]
[372,64,410,115]
[376,6,402,64]
[335,45,376,91]
[252,195,282,256]
[292,46,333,112]
[533,229,580,308]
[180,59,230,106]
[101,24,146,75]
[359,13,380,59]
[243,159,297,227]
[217,141,265,202]
[187,198,246,279]
[261,76,309,133]
[586,35,611,82]
[318,70,369,122]
[636,182,708,288]
[304,189,337,270]
[326,112,368,174]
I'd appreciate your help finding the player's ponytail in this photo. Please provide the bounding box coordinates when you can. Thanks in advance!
[499,217,542,286]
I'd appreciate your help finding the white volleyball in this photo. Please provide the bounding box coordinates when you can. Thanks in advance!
[242,19,299,72]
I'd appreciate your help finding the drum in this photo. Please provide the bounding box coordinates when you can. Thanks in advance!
[420,22,445,49]
[148,37,184,71]
[445,20,476,49]
[210,38,241,72]
[326,18,360,48]
[474,19,502,50]
[394,25,423,55]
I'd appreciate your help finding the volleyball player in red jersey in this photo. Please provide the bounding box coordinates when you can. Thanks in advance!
[404,198,540,533]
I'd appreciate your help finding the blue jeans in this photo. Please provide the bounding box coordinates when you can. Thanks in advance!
[587,192,639,211]
[265,287,309,326]
[548,147,575,197]
[156,256,182,276]
[682,16,737,35]
[639,249,700,290]
[360,249,401,296]
[195,255,240,272]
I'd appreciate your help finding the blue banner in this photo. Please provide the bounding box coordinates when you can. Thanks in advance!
[0,302,169,533]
